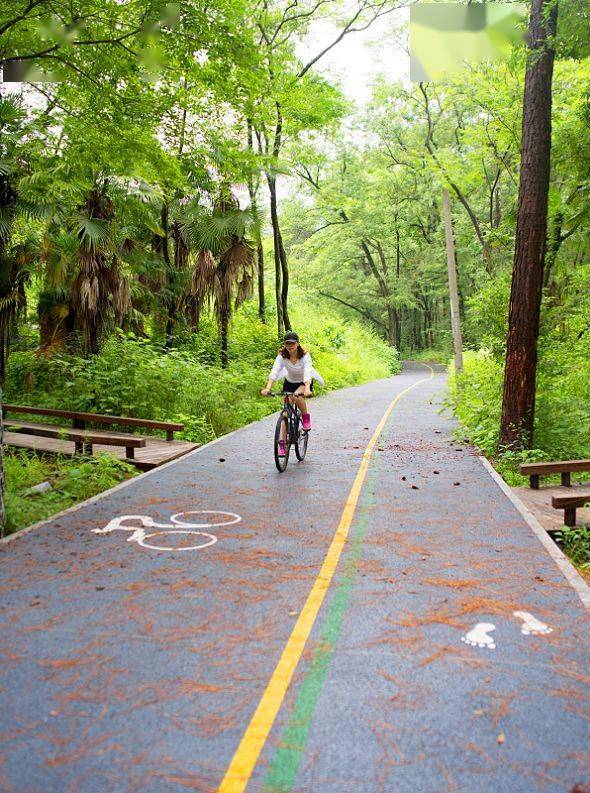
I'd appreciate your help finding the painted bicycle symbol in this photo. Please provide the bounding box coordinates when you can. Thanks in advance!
[92,511,241,551]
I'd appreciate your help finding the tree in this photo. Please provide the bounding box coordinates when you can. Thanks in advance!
[500,0,558,450]
[181,191,256,366]
[243,0,396,337]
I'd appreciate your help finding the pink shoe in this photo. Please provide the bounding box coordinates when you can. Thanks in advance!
[278,440,286,456]
[301,413,311,431]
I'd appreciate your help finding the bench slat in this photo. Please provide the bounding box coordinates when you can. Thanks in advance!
[551,493,590,509]
[5,420,145,448]
[520,460,590,475]
[551,492,590,528]
[3,404,183,433]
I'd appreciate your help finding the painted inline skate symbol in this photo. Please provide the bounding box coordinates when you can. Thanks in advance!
[460,611,553,650]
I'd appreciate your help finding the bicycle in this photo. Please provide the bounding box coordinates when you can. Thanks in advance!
[265,390,310,472]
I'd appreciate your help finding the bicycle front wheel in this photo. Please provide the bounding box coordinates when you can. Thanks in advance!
[274,411,290,472]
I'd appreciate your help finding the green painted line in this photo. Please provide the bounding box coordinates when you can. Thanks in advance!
[261,425,389,792]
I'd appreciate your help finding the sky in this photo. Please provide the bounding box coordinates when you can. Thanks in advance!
[269,6,411,203]
[296,5,411,106]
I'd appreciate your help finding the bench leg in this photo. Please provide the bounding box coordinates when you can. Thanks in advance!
[83,442,93,456]
[126,446,135,460]
[530,474,539,489]
[74,441,83,455]
[561,472,571,487]
[564,507,576,528]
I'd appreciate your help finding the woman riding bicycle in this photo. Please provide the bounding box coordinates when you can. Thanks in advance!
[260,331,324,457]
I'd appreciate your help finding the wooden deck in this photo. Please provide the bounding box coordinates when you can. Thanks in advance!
[5,431,199,471]
[512,481,590,533]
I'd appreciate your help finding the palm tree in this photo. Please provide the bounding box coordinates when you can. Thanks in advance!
[179,188,258,368]
[180,190,256,366]
[69,182,122,356]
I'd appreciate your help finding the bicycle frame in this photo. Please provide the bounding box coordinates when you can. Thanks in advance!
[280,393,302,442]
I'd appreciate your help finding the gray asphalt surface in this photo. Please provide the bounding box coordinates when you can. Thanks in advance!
[0,362,588,793]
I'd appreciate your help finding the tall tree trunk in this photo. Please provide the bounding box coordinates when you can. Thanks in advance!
[246,119,266,323]
[267,175,284,337]
[257,242,265,323]
[500,0,558,450]
[158,204,176,345]
[267,105,291,336]
[279,239,290,332]
[386,305,397,347]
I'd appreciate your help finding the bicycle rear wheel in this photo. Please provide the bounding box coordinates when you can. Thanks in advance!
[294,413,309,461]
[274,411,290,472]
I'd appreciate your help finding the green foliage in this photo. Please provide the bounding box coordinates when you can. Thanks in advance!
[4,450,135,536]
[553,525,590,572]
[447,343,590,482]
[6,294,399,447]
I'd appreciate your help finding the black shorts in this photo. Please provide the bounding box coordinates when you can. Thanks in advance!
[283,379,314,394]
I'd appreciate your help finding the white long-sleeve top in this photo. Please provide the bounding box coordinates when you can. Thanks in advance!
[268,352,325,386]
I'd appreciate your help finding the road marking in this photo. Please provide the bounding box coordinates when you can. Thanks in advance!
[92,511,241,551]
[218,364,434,793]
[461,622,497,649]
[513,610,553,636]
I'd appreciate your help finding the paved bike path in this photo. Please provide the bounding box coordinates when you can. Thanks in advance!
[0,363,588,792]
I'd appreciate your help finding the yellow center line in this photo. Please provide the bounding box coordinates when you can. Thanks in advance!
[218,364,435,792]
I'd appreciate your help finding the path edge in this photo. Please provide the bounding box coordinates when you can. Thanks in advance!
[478,456,590,610]
[0,426,246,547]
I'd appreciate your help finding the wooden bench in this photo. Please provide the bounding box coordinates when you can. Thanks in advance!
[520,460,590,489]
[551,493,590,527]
[3,404,196,470]
[4,419,145,460]
[3,404,184,441]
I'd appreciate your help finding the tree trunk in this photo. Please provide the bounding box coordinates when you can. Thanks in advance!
[279,238,290,332]
[246,119,266,324]
[500,0,557,450]
[257,242,265,323]
[386,305,397,347]
[157,204,176,345]
[267,175,284,338]
[442,188,464,372]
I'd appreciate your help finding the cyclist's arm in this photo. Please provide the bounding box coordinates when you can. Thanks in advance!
[263,355,282,393]
[302,354,313,388]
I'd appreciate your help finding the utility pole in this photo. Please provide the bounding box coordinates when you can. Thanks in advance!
[442,188,463,373]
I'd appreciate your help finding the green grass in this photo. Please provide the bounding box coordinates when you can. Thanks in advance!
[406,348,452,365]
[4,449,136,536]
[553,524,590,577]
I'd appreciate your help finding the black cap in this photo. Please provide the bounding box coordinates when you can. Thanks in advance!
[284,331,299,343]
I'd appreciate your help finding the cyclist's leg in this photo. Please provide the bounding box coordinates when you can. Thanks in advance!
[293,380,313,426]
[282,381,298,443]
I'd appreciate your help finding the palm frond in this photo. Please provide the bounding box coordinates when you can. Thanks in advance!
[72,213,111,252]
